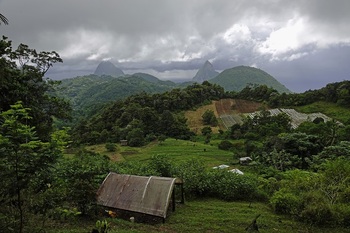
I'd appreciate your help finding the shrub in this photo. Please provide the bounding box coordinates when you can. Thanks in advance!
[148,155,173,177]
[54,150,115,216]
[300,202,335,226]
[270,189,302,215]
[105,143,117,152]
[257,176,279,198]
[334,204,350,227]
[207,170,259,201]
[218,140,234,151]
[116,161,157,177]
[174,160,210,198]
[202,110,218,126]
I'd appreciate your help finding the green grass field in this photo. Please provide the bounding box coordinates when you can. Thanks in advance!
[48,199,349,233]
[295,101,350,123]
[60,138,350,233]
[86,138,234,168]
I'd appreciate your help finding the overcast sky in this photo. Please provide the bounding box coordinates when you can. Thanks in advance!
[1,0,350,92]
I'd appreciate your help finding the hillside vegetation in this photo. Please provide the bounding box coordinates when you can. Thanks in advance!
[54,65,291,124]
[55,74,176,121]
[210,66,291,93]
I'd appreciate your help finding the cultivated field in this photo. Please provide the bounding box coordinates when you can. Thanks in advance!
[186,99,336,131]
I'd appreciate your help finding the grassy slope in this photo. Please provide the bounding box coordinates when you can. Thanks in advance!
[54,199,345,233]
[86,138,233,168]
[295,101,350,123]
[61,138,350,233]
[184,101,221,134]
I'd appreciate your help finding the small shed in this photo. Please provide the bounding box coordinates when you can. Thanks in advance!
[120,140,128,146]
[96,172,181,222]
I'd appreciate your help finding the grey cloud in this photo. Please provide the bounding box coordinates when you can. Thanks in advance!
[1,0,350,92]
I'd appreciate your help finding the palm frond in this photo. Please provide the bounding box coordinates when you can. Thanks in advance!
[0,13,9,25]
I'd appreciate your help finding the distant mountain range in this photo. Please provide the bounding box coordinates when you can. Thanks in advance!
[55,61,291,120]
[91,60,290,93]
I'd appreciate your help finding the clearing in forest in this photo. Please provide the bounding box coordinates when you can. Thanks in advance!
[185,99,263,132]
[186,99,334,131]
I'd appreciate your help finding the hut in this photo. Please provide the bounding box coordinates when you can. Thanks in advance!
[120,140,128,146]
[96,172,183,223]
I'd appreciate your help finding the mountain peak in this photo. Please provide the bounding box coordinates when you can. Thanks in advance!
[192,60,219,82]
[209,66,291,93]
[204,60,212,66]
[94,61,124,77]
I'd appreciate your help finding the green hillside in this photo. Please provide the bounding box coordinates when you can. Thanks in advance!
[210,66,291,93]
[55,74,176,118]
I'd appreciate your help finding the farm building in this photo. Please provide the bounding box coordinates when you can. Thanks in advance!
[120,140,128,146]
[96,172,183,222]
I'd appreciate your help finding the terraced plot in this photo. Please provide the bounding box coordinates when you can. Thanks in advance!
[186,98,335,131]
[245,108,333,129]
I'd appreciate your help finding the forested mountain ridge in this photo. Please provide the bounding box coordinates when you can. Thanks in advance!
[55,65,289,119]
[55,74,177,119]
[70,79,350,145]
[210,65,291,93]
[71,81,225,145]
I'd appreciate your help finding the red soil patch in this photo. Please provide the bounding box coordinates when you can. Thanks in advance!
[215,99,263,115]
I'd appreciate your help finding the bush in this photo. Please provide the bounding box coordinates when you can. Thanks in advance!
[202,110,218,126]
[54,150,115,216]
[207,170,259,201]
[270,189,302,215]
[175,160,210,198]
[301,202,335,226]
[218,140,234,151]
[334,204,350,227]
[148,155,173,177]
[105,143,117,152]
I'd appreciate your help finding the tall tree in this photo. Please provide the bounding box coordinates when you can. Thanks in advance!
[0,102,62,232]
[0,36,71,140]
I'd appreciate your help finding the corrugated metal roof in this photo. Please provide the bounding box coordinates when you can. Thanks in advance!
[96,172,176,218]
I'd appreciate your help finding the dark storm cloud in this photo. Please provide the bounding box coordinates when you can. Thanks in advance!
[1,0,350,92]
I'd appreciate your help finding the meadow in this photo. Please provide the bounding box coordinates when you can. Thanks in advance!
[52,138,350,233]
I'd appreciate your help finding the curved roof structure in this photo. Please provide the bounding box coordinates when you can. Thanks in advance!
[96,172,176,219]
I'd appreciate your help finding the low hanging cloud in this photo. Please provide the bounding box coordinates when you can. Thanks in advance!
[1,0,350,92]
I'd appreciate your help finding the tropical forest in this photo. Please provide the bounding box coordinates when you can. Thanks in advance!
[2,20,350,233]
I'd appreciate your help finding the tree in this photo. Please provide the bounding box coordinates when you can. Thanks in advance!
[105,142,117,152]
[126,128,145,147]
[202,109,218,126]
[265,133,323,169]
[201,126,212,144]
[0,36,71,141]
[313,141,350,167]
[55,150,114,215]
[297,120,340,147]
[0,102,62,232]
